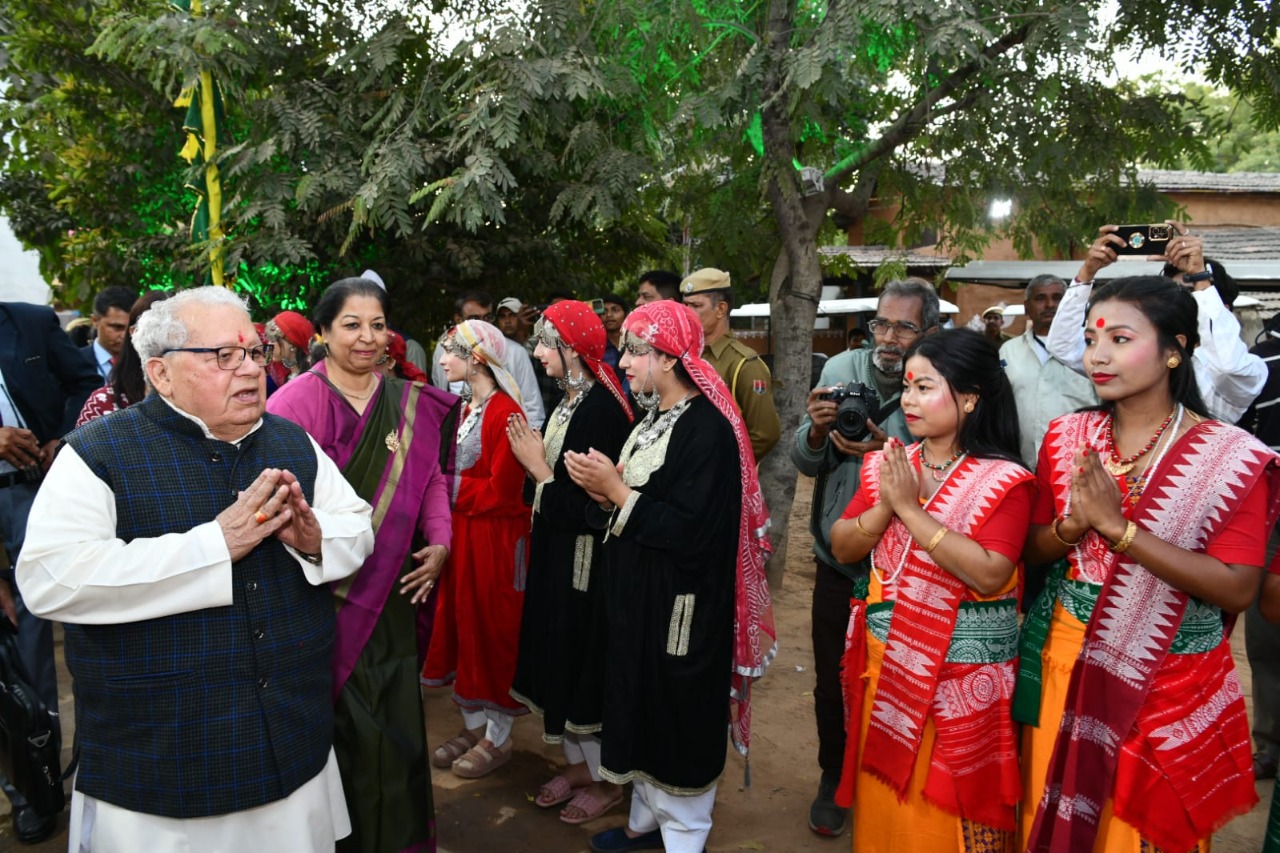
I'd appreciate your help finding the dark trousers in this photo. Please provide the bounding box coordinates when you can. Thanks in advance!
[1250,526,1280,760]
[811,558,860,774]
[0,480,59,811]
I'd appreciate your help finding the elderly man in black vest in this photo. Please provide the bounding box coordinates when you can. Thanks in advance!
[17,287,374,851]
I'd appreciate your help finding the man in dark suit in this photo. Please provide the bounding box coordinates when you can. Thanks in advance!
[80,286,136,381]
[0,300,101,842]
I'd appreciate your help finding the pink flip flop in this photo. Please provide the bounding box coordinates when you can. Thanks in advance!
[559,787,624,825]
[535,774,579,808]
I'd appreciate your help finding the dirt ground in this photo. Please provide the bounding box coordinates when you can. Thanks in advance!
[2,474,1274,851]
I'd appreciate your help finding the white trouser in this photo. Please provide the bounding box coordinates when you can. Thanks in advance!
[628,779,716,853]
[563,733,603,781]
[461,707,515,748]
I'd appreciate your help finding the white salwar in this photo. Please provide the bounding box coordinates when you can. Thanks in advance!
[563,733,604,782]
[17,404,375,852]
[628,780,717,853]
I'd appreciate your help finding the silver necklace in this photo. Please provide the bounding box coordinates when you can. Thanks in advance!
[633,393,693,450]
[456,389,495,444]
[555,381,593,425]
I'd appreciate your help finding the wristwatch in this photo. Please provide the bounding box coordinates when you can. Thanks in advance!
[297,550,323,565]
[1184,263,1215,284]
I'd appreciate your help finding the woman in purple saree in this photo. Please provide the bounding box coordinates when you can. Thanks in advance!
[268,278,459,853]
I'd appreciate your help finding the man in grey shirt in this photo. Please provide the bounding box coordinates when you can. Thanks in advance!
[790,278,939,837]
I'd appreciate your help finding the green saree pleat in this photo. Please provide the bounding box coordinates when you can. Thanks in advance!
[334,383,434,853]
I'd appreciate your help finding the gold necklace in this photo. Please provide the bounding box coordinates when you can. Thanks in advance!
[331,373,378,401]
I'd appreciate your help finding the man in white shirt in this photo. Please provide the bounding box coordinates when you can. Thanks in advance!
[999,275,1097,469]
[82,286,136,381]
[18,287,374,852]
[431,291,546,427]
[1046,223,1265,423]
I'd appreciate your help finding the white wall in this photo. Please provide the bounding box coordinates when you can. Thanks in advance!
[0,215,51,305]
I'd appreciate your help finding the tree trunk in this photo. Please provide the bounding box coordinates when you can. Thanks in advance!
[756,0,828,588]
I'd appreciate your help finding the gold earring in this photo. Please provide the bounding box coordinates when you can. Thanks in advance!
[1167,355,1181,369]
[963,400,975,413]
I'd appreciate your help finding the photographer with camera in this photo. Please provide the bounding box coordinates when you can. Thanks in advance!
[791,278,939,838]
[1046,222,1265,423]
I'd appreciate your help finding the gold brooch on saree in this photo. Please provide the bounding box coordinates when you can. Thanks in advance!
[385,430,401,453]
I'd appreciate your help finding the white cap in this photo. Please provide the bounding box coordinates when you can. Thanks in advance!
[361,269,387,291]
[497,297,523,312]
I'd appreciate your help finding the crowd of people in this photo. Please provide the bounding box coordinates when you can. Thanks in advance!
[0,222,1278,853]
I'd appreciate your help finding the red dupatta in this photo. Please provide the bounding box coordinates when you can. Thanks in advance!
[622,302,775,759]
[1028,412,1280,853]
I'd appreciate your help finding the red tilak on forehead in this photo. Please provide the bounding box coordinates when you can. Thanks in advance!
[906,371,914,380]
[1095,318,1106,328]
[238,331,245,343]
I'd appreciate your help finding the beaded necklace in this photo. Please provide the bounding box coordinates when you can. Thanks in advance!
[871,446,965,586]
[1103,407,1176,476]
[920,444,965,482]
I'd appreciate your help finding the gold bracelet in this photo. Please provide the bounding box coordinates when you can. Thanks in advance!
[1050,517,1083,548]
[923,527,948,554]
[854,516,881,538]
[1109,521,1138,554]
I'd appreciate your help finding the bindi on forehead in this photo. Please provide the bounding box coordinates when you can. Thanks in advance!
[906,371,914,380]
[238,331,245,343]
[1096,318,1106,328]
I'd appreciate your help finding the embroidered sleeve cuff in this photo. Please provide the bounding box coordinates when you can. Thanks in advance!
[610,491,641,537]
[533,475,553,514]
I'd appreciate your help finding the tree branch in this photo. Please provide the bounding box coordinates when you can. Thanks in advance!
[826,23,1032,188]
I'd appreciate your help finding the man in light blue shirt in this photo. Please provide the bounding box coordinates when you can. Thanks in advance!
[82,286,136,381]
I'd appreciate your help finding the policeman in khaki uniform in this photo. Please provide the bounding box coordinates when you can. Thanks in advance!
[681,268,781,463]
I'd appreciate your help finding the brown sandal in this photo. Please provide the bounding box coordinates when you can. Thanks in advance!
[452,737,513,778]
[432,728,481,769]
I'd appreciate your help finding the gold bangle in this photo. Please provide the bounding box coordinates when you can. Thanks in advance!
[1050,517,1083,548]
[923,527,948,554]
[1109,521,1138,554]
[854,516,881,538]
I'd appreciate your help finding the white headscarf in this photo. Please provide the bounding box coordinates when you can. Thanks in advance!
[450,319,525,414]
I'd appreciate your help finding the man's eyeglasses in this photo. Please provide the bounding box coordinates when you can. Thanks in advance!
[867,319,924,339]
[162,344,274,370]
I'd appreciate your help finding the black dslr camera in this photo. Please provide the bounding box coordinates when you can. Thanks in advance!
[819,382,880,442]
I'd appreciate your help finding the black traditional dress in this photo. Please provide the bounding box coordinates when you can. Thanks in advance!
[593,395,741,793]
[510,382,633,740]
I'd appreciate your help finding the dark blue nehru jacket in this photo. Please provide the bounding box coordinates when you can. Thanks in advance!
[62,395,331,819]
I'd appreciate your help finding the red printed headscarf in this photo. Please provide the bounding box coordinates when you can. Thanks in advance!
[622,300,776,759]
[385,329,428,384]
[539,301,633,422]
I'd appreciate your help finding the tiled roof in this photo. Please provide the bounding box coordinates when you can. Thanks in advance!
[1199,227,1280,260]
[1137,169,1280,193]
[818,245,952,267]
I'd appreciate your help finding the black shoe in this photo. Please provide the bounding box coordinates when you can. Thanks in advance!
[808,769,849,837]
[12,804,57,845]
[589,827,664,852]
[1256,750,1279,781]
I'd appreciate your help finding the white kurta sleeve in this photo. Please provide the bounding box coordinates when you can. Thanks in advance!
[1190,287,1267,423]
[17,446,235,624]
[1045,279,1091,376]
[291,435,374,585]
[17,439,374,624]
[504,345,546,428]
